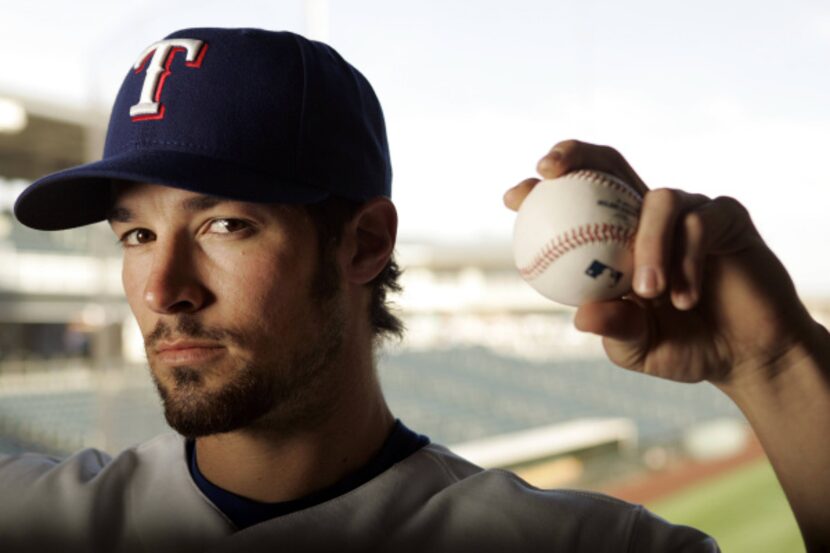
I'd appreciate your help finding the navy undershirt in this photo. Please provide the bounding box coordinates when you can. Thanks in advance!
[186,420,430,530]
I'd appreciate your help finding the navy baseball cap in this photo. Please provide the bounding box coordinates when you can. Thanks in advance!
[14,27,391,231]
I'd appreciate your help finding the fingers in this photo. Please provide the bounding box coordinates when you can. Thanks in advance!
[537,139,649,195]
[632,192,761,311]
[504,139,649,212]
[503,178,540,212]
[574,299,652,371]
[632,189,710,306]
[697,196,762,255]
[670,210,708,310]
[574,299,647,342]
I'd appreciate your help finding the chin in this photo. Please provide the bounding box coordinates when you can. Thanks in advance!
[152,362,276,438]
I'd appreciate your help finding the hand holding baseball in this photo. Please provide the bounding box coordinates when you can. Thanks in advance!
[505,139,819,387]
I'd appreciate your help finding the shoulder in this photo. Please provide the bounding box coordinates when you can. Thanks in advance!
[0,445,111,491]
[0,432,184,517]
[0,432,181,491]
[394,444,719,552]
[0,433,229,552]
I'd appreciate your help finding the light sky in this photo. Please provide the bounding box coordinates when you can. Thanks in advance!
[2,0,830,296]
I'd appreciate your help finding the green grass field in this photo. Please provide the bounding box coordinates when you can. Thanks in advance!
[647,458,804,553]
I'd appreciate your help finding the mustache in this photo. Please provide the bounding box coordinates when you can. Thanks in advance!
[144,316,244,349]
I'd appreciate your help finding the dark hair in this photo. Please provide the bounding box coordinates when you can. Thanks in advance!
[300,197,405,344]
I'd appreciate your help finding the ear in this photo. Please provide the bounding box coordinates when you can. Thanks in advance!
[341,198,398,285]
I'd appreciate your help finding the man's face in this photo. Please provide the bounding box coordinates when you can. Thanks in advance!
[109,183,346,438]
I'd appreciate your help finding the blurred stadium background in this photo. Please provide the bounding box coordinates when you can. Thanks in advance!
[3,1,828,551]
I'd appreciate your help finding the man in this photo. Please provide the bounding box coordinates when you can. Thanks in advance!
[3,27,829,552]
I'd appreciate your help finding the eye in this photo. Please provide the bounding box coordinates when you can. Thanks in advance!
[119,228,155,247]
[206,218,251,235]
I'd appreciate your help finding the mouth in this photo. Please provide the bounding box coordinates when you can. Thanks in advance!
[153,340,226,365]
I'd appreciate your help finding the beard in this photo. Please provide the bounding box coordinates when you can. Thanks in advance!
[145,253,346,439]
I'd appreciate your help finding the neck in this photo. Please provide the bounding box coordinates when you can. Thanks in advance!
[194,360,395,504]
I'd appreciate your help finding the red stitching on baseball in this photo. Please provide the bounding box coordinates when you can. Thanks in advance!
[518,224,636,280]
[570,169,643,203]
[516,171,641,281]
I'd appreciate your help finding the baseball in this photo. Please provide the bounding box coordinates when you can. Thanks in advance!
[512,169,643,307]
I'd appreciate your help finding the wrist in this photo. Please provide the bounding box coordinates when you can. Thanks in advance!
[715,319,830,410]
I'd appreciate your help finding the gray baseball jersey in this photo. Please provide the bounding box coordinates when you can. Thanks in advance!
[0,432,719,552]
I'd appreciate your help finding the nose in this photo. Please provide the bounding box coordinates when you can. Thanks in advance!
[143,236,209,314]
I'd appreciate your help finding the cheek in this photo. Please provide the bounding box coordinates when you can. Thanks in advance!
[121,258,162,340]
[121,258,148,313]
[216,249,316,331]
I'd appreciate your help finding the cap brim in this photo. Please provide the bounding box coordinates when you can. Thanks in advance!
[14,150,329,231]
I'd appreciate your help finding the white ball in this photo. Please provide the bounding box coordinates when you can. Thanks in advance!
[512,170,643,307]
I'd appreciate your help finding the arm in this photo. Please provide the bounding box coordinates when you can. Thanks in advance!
[717,324,830,552]
[504,139,830,552]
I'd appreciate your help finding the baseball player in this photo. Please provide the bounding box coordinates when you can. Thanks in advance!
[3,27,829,552]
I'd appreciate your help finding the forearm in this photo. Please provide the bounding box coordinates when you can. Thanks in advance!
[716,320,830,552]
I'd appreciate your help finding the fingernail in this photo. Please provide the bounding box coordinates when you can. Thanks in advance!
[538,150,563,172]
[672,290,696,311]
[635,266,658,296]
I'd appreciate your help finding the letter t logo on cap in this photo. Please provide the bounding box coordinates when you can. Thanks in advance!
[129,38,207,121]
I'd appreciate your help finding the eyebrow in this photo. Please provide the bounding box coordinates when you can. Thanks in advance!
[107,194,230,223]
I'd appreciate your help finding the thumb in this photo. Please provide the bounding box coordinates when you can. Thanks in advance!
[574,299,648,340]
[574,299,650,367]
